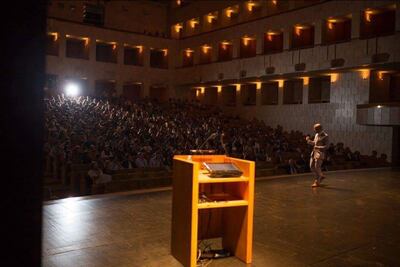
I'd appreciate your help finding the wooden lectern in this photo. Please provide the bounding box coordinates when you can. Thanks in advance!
[171,155,255,267]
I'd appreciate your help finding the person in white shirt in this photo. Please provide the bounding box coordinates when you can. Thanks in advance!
[306,123,329,187]
[87,161,112,184]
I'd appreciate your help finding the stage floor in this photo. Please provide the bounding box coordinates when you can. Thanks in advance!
[43,169,400,267]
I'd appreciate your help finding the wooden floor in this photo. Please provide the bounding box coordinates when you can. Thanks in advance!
[42,169,400,267]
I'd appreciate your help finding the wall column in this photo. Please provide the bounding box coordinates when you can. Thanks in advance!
[303,79,309,105]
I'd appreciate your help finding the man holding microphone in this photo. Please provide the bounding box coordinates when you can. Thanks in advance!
[306,123,329,187]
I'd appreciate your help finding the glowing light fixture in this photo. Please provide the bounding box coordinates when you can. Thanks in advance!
[49,32,58,41]
[217,86,222,93]
[226,8,234,17]
[302,77,309,86]
[330,73,338,83]
[83,37,89,46]
[162,49,168,56]
[266,31,280,41]
[221,41,231,50]
[185,49,194,57]
[272,0,277,5]
[202,45,211,54]
[378,71,386,80]
[255,82,262,89]
[242,36,253,46]
[207,13,217,24]
[136,45,143,53]
[174,23,183,33]
[247,1,256,11]
[358,69,370,80]
[235,84,241,91]
[295,26,302,36]
[365,10,373,22]
[65,82,80,97]
[190,19,199,28]
[67,35,89,46]
[276,80,284,88]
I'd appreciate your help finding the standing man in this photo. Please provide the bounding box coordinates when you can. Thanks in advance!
[306,123,328,187]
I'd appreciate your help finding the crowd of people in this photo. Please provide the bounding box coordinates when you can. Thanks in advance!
[43,94,388,184]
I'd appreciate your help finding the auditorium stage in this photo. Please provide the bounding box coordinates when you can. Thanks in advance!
[43,169,400,267]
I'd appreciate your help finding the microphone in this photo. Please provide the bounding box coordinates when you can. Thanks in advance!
[191,132,218,154]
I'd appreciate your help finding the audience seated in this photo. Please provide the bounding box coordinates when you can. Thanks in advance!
[88,161,112,184]
[43,94,390,195]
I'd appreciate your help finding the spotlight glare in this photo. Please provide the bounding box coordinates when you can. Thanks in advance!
[65,83,80,97]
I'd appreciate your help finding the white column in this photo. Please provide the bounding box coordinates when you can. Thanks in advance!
[303,81,309,105]
[278,82,284,105]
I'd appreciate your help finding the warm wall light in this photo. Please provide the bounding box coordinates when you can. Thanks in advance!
[174,23,183,33]
[207,13,217,24]
[358,69,370,80]
[235,84,241,91]
[67,35,89,45]
[365,10,373,22]
[217,86,222,93]
[226,8,234,18]
[196,89,200,97]
[176,0,181,6]
[302,77,309,86]
[266,31,279,41]
[330,73,338,83]
[276,80,284,88]
[242,37,253,46]
[272,0,277,5]
[295,26,302,36]
[247,1,256,12]
[185,49,193,57]
[190,19,199,28]
[162,49,168,56]
[136,45,143,53]
[202,45,211,54]
[221,41,231,50]
[200,87,205,94]
[378,71,385,80]
[255,82,262,89]
[49,32,58,41]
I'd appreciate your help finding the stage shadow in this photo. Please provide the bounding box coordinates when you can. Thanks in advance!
[317,184,354,192]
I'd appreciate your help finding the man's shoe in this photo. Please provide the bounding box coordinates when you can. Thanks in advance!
[311,182,319,187]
